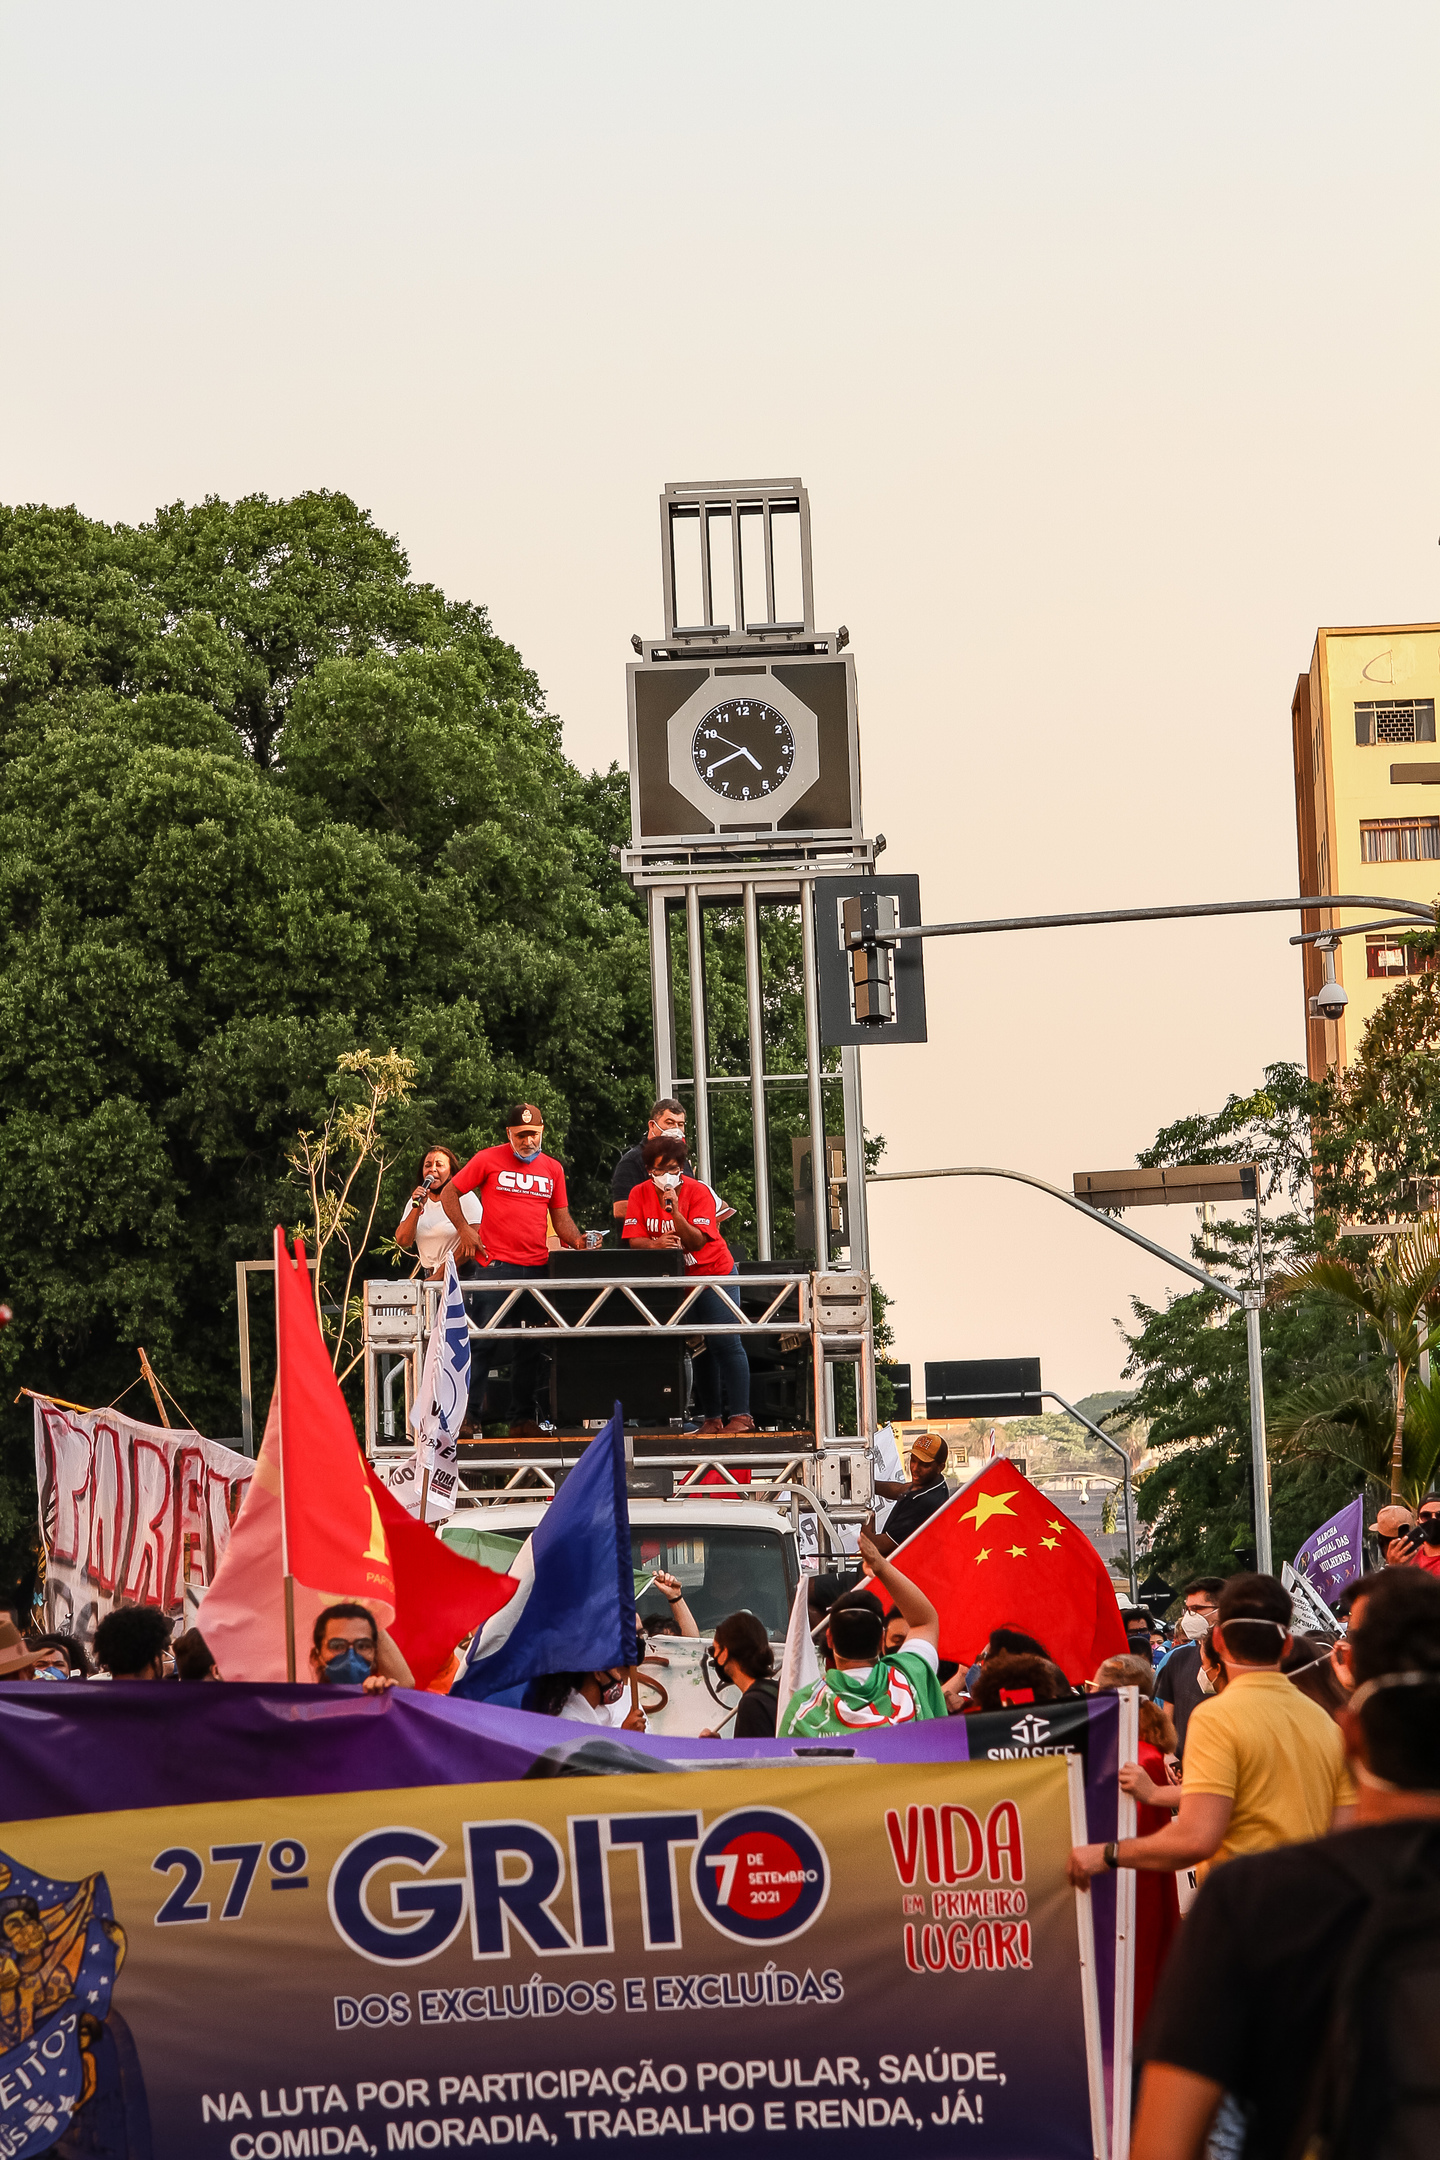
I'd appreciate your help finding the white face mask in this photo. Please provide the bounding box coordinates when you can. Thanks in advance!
[653,1170,682,1191]
[1180,1610,1211,1640]
[1196,1665,1216,1695]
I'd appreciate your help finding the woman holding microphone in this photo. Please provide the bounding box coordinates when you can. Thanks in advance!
[621,1133,754,1436]
[394,1145,482,1277]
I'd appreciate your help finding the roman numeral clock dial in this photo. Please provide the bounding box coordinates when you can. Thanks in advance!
[691,698,795,803]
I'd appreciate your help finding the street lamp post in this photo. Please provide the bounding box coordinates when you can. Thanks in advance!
[867,1163,1273,1573]
[1041,1389,1138,1603]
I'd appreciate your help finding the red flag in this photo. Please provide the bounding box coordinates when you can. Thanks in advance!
[892,1460,1127,1684]
[364,1462,516,1689]
[276,1227,396,1623]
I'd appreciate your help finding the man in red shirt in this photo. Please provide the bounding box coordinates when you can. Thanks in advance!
[439,1104,586,1437]
[1415,1492,1440,1576]
[622,1134,753,1436]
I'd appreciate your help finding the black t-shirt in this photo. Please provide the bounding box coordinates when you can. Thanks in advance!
[612,1142,664,1205]
[1155,1640,1208,1755]
[882,1476,952,1549]
[1138,1821,1440,2159]
[733,1679,780,1739]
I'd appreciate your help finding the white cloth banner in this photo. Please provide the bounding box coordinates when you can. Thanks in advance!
[776,1574,822,1717]
[384,1257,470,1522]
[869,1422,904,1535]
[32,1398,253,1648]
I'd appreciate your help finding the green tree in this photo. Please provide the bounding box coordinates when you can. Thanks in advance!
[0,493,653,1593]
[1267,1221,1440,1501]
[1269,1368,1440,1510]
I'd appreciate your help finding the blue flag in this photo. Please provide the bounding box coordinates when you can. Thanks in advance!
[1294,1493,1365,1608]
[451,1403,636,1701]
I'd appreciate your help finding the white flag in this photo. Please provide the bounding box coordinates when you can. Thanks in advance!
[384,1258,470,1522]
[776,1575,822,1720]
[869,1422,904,1535]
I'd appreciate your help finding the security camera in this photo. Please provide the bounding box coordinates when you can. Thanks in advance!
[1310,981,1349,1021]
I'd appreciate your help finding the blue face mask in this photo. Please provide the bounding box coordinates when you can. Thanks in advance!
[511,1142,542,1162]
[322,1646,374,1686]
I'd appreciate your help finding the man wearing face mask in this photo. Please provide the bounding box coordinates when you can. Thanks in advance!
[1409,1491,1440,1575]
[622,1133,754,1436]
[1155,1576,1224,1757]
[610,1100,736,1234]
[439,1105,587,1438]
[308,1605,414,1692]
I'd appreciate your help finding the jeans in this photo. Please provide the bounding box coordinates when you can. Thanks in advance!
[471,1262,554,1424]
[688,1271,751,1420]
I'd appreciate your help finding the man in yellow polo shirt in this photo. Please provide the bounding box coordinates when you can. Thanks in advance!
[1068,1572,1353,1887]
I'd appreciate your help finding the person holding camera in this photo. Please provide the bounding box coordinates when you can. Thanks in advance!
[1370,1501,1420,1568]
[1412,1491,1440,1575]
[621,1132,754,1436]
[394,1145,482,1276]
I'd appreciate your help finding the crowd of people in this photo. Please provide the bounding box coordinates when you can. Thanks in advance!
[392,1098,753,1438]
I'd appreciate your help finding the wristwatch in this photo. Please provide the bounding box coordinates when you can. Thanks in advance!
[1102,1843,1119,1871]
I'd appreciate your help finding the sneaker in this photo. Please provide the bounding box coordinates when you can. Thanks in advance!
[722,1415,756,1436]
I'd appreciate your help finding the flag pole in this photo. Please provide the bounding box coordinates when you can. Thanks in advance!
[419,1467,432,1525]
[275,1226,297,1684]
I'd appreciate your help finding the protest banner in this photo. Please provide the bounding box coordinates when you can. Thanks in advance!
[32,1397,253,1647]
[1293,1494,1363,1610]
[0,1691,1107,2160]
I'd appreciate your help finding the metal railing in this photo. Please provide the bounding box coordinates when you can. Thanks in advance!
[361,1267,878,1468]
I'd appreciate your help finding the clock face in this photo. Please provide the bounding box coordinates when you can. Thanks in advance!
[691,698,796,803]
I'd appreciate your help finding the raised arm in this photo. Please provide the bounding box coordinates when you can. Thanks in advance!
[855,1531,939,1648]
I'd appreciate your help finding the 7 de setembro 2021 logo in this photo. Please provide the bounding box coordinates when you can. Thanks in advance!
[691,1811,828,1945]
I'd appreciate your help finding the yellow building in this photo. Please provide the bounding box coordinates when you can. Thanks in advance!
[1292,623,1440,1077]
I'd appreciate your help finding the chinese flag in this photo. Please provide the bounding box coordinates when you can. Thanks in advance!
[891,1461,1127,1684]
[276,1227,396,1627]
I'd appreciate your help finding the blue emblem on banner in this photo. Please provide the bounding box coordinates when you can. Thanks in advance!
[0,1848,127,2159]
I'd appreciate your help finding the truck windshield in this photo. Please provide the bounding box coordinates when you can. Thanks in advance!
[632,1526,798,1639]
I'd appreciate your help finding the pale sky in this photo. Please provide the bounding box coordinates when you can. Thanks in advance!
[5,4,1440,1402]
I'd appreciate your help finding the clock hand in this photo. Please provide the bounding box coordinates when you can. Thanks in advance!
[707,747,763,777]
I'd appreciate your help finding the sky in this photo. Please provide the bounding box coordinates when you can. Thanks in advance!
[4,3,1440,1404]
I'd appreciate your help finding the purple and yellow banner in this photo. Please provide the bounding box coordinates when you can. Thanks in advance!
[0,1689,1109,2160]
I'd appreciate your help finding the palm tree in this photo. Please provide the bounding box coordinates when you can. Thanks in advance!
[1267,1215,1440,1501]
[1268,1369,1440,1510]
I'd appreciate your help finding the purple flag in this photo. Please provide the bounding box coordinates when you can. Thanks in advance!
[1295,1493,1365,1606]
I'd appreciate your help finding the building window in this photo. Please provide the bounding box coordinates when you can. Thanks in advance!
[1360,817,1440,863]
[1366,935,1438,979]
[1355,699,1437,746]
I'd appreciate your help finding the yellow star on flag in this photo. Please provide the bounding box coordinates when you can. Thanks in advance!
[961,1489,1020,1533]
[974,1547,990,1564]
[1046,1518,1067,1534]
[1040,1536,1059,1550]
[1008,1543,1027,1559]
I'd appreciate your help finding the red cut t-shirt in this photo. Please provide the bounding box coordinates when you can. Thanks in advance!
[622,1175,733,1276]
[451,1146,568,1268]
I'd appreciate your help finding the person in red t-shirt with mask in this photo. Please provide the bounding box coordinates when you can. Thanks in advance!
[622,1133,754,1437]
[438,1103,587,1438]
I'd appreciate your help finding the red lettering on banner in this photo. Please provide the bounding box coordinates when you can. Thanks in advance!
[939,1804,984,1883]
[884,1808,922,1886]
[986,1801,1024,1884]
[32,1397,252,1645]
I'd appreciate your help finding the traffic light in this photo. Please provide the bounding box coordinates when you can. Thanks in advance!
[814,875,927,1047]
[841,892,896,1024]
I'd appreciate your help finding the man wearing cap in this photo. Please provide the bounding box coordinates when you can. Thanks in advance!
[867,1434,952,1555]
[1371,1502,1421,1568]
[439,1104,587,1438]
[0,1618,70,1681]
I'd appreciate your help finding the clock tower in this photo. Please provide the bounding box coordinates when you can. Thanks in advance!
[623,479,875,1288]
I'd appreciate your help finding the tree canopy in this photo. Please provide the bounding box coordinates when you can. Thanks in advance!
[0,491,653,1586]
